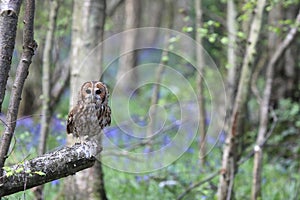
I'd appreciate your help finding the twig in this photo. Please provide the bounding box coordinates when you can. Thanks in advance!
[176,171,219,200]
[238,108,277,165]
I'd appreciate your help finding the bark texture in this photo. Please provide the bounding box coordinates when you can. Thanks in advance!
[217,0,266,199]
[226,0,238,114]
[251,8,300,200]
[0,0,37,184]
[0,0,22,112]
[0,142,99,197]
[35,1,60,199]
[116,0,141,93]
[66,0,107,199]
[195,0,207,166]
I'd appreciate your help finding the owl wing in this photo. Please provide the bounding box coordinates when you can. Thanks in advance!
[106,105,111,126]
[66,106,77,135]
[98,105,111,129]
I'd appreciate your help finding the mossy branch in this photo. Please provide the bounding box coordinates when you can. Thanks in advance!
[0,141,101,197]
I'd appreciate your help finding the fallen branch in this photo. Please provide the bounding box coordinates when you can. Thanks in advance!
[0,141,101,197]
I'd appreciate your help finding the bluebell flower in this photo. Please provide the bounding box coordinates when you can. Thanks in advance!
[51,179,60,186]
[163,135,171,146]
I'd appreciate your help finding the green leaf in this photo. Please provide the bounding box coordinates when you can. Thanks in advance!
[182,26,193,33]
[161,55,169,62]
[237,31,246,39]
[34,171,46,176]
[221,37,229,45]
[168,44,174,51]
[169,36,178,43]
[3,166,12,172]
[15,167,24,174]
[290,104,299,116]
[6,171,14,177]
[208,33,217,43]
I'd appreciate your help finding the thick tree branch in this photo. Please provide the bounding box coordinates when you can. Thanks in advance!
[0,141,101,197]
[0,0,37,181]
[0,0,22,112]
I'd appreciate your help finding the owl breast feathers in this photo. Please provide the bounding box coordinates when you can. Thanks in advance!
[67,81,111,140]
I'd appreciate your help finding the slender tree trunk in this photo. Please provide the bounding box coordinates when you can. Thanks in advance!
[146,0,174,151]
[0,1,37,199]
[194,0,206,167]
[65,0,107,199]
[283,7,298,99]
[251,9,300,200]
[144,0,165,45]
[0,0,22,112]
[34,1,59,199]
[116,0,141,93]
[226,0,238,115]
[39,0,59,161]
[217,0,266,199]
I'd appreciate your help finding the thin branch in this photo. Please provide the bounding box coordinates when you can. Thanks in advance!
[251,54,267,104]
[50,62,70,108]
[238,109,277,165]
[176,171,219,200]
[0,141,100,197]
[0,0,37,182]
[176,109,275,200]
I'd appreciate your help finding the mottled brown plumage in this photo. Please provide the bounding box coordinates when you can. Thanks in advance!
[67,81,111,141]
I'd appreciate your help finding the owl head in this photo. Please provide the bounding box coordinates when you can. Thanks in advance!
[80,81,109,105]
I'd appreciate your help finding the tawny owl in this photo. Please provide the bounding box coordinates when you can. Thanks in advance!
[67,81,111,141]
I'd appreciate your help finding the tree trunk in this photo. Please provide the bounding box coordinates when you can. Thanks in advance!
[0,0,22,112]
[34,0,60,199]
[251,8,300,200]
[194,0,206,167]
[217,0,266,199]
[65,0,107,199]
[0,2,37,197]
[146,0,174,151]
[116,0,141,94]
[226,0,238,116]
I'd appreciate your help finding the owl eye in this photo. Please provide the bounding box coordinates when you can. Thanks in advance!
[95,90,101,95]
[86,89,91,94]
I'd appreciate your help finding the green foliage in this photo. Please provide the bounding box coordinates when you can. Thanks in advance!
[3,165,45,178]
[235,156,300,199]
[276,98,300,130]
[182,26,193,33]
[196,20,221,42]
[34,171,46,176]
